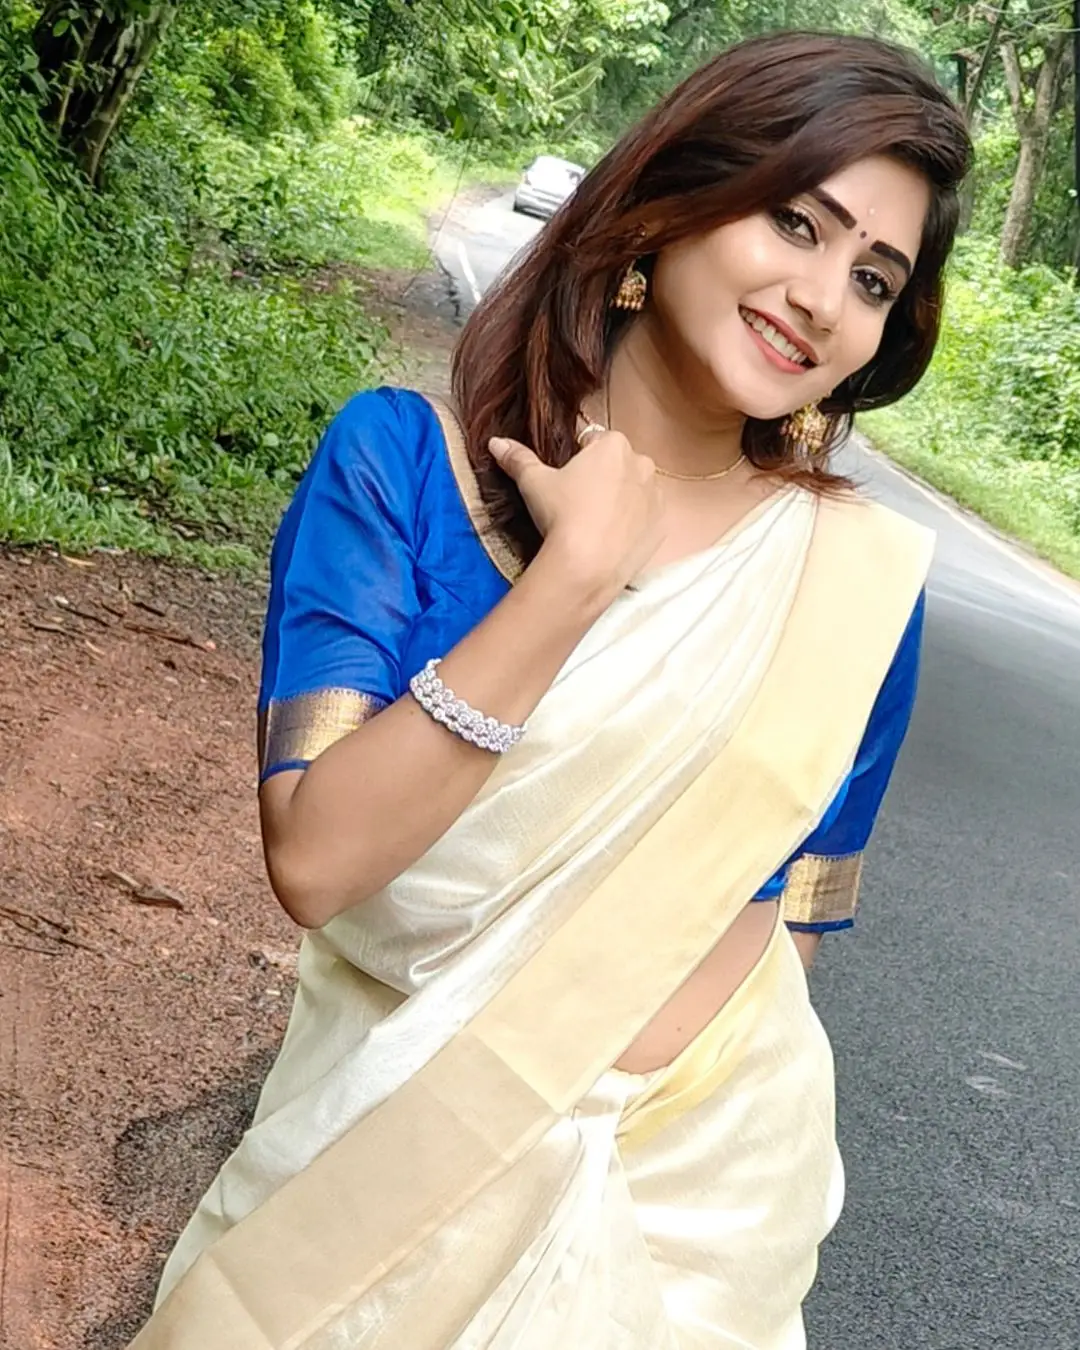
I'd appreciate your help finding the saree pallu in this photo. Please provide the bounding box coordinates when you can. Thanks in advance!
[134,487,932,1350]
[339,911,841,1350]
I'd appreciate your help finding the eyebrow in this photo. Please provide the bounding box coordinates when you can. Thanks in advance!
[808,188,913,279]
[869,240,913,278]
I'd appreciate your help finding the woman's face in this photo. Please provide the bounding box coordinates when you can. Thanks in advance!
[648,155,931,420]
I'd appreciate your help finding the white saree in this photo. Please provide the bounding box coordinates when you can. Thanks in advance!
[133,483,932,1350]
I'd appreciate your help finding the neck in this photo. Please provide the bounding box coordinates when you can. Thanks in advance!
[597,317,747,477]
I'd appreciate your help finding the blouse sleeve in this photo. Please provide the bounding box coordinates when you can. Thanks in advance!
[257,388,424,782]
[757,590,926,932]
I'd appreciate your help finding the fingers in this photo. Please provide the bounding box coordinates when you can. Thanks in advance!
[489,437,542,482]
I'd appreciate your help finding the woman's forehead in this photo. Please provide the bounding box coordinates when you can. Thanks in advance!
[808,158,931,255]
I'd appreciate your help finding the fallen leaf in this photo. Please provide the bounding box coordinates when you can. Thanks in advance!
[130,885,185,912]
[100,868,186,911]
[102,868,142,893]
[123,621,210,651]
[63,603,111,627]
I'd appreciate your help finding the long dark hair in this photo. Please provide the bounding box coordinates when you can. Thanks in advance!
[451,31,972,562]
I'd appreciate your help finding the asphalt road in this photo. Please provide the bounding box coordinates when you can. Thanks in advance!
[435,192,1080,1349]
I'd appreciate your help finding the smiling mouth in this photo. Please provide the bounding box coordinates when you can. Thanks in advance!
[738,307,818,367]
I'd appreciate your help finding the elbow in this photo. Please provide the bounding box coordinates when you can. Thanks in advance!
[273,884,331,932]
[265,845,374,930]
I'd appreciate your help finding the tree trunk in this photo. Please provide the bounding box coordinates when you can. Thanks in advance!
[1000,134,1041,265]
[30,2,178,185]
[999,33,1069,267]
[76,5,176,183]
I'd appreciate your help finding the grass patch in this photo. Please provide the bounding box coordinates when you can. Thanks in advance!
[863,406,1080,582]
[861,239,1080,583]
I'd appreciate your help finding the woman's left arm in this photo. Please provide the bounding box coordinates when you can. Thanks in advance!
[764,590,927,963]
[790,932,822,970]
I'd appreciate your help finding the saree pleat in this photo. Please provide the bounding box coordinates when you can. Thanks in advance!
[246,914,838,1350]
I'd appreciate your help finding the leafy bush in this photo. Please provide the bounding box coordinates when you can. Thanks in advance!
[927,238,1080,466]
[280,2,358,133]
[202,28,299,139]
[969,117,1078,275]
[863,238,1080,577]
[0,22,462,564]
[197,2,356,141]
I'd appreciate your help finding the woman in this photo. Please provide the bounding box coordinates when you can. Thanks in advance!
[133,31,971,1350]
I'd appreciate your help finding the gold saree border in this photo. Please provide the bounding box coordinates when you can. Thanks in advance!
[782,851,863,926]
[422,393,524,584]
[131,495,934,1350]
[258,688,385,776]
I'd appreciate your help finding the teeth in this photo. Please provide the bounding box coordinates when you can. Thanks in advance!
[740,308,808,365]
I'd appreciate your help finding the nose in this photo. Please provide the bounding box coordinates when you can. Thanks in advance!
[785,257,846,336]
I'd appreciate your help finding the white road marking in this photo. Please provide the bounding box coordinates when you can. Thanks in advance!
[978,1051,1028,1072]
[859,441,1080,610]
[964,1074,1011,1098]
[456,239,482,306]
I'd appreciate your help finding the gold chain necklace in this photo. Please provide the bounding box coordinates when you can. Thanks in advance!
[653,457,747,482]
[583,386,746,483]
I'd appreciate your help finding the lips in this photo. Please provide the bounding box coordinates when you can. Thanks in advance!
[738,307,819,367]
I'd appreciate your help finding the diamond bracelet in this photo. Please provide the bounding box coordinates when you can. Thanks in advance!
[408,659,526,755]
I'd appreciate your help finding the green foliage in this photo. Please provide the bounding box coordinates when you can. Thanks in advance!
[281,1,360,131]
[969,115,1078,273]
[0,15,463,563]
[192,1,358,139]
[923,238,1080,467]
[3,0,1080,576]
[864,239,1080,578]
[345,0,932,147]
[202,28,300,138]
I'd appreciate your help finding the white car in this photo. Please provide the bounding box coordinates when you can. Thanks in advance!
[513,155,586,219]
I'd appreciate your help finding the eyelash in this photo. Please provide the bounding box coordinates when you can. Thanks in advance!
[770,205,899,306]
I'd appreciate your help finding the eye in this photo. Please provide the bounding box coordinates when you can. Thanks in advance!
[771,205,817,244]
[853,266,898,306]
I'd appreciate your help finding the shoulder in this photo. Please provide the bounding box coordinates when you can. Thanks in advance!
[815,489,934,550]
[295,386,449,530]
[318,386,443,479]
[813,490,935,585]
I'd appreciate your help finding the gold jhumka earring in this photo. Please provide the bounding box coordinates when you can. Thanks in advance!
[782,402,830,457]
[612,261,648,311]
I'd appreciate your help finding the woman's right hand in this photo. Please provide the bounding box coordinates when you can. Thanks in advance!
[489,430,665,604]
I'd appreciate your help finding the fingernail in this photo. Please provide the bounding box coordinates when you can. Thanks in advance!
[489,437,508,452]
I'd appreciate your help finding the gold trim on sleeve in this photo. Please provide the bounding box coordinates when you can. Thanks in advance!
[258,688,386,776]
[423,394,524,584]
[781,851,863,925]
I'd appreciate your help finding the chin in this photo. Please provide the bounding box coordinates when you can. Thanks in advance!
[727,392,800,424]
[707,365,808,424]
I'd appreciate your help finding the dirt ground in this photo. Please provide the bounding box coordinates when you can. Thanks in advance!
[0,267,458,1350]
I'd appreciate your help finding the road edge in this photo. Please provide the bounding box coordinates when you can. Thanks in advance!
[856,432,1080,605]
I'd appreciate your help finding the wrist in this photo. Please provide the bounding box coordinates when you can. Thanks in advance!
[527,536,621,621]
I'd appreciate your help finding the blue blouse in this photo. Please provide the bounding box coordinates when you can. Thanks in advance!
[259,387,924,934]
